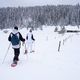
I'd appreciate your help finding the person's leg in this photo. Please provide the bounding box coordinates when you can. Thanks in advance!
[29,43,32,53]
[27,42,30,53]
[13,48,20,61]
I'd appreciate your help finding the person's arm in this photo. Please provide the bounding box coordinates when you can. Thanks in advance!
[32,34,35,41]
[8,33,11,41]
[19,32,25,42]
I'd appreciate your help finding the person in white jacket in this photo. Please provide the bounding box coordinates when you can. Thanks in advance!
[26,29,35,53]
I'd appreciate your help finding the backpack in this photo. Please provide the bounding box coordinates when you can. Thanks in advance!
[11,32,20,45]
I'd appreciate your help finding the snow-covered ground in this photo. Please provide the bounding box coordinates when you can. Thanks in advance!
[0,26,80,80]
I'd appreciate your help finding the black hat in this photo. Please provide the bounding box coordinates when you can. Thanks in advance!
[14,26,18,30]
[29,29,32,32]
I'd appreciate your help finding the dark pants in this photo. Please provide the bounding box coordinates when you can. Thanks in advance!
[13,48,20,61]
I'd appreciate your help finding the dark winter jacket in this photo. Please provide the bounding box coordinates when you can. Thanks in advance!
[8,32,25,42]
[8,31,25,48]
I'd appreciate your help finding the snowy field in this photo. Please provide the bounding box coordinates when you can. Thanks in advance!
[0,26,80,80]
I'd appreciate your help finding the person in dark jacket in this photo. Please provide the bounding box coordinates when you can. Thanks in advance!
[8,26,25,64]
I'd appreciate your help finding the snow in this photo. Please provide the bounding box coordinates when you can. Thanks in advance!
[0,26,80,80]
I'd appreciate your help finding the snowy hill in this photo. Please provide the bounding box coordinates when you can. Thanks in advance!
[0,26,80,80]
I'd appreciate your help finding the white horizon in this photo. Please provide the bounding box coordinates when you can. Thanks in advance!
[0,0,80,8]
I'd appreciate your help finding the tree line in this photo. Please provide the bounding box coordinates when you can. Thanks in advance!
[0,4,80,29]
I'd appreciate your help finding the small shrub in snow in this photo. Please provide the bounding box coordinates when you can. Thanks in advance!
[3,29,9,34]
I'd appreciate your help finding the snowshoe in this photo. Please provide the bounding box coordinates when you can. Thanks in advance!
[11,60,17,67]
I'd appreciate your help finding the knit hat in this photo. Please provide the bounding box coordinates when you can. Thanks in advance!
[29,29,32,32]
[14,26,18,30]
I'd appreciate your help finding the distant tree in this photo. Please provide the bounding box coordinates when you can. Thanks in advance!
[0,5,80,29]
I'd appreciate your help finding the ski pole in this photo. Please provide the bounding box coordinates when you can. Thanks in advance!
[58,41,61,52]
[2,43,11,64]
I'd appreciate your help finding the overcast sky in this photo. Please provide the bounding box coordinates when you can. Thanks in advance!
[0,0,80,7]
